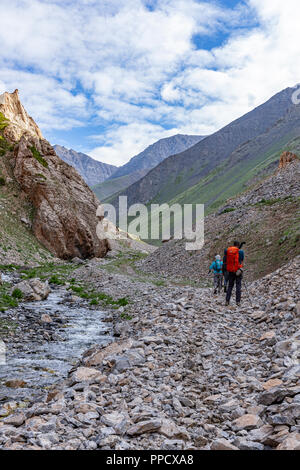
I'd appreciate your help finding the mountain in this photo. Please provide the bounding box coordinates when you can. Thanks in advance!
[138,153,300,281]
[0,89,109,261]
[92,169,149,202]
[53,145,117,187]
[110,134,205,180]
[110,87,300,215]
[93,134,205,201]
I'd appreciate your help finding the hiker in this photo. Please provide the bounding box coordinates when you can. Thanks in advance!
[209,255,223,294]
[224,241,245,306]
[222,251,229,293]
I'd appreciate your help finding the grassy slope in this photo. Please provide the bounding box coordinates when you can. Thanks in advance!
[92,170,149,202]
[131,137,300,247]
[162,134,298,212]
[206,197,300,280]
[138,195,300,282]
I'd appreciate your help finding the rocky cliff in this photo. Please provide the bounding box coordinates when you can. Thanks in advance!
[0,90,109,260]
[0,89,43,141]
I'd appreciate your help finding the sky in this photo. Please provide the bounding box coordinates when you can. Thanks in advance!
[1,0,300,166]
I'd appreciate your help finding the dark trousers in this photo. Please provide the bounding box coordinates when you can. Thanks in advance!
[226,272,242,303]
[223,271,229,288]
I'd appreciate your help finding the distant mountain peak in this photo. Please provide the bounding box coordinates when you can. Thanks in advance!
[53,145,117,187]
[109,133,206,180]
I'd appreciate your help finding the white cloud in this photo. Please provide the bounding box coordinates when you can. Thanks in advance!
[89,122,177,166]
[1,0,300,165]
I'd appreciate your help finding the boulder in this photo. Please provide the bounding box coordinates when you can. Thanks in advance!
[41,314,52,324]
[5,379,27,388]
[233,438,264,451]
[127,419,162,436]
[72,367,106,384]
[232,414,263,431]
[3,412,26,427]
[101,412,130,435]
[210,439,239,450]
[159,419,190,440]
[12,279,50,301]
[276,433,300,450]
[258,387,288,406]
[263,378,283,391]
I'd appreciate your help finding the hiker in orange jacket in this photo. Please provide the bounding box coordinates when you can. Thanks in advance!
[224,241,245,306]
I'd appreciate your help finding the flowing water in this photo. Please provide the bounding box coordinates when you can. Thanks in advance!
[0,285,113,403]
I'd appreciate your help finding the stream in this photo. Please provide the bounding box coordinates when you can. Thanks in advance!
[0,279,113,404]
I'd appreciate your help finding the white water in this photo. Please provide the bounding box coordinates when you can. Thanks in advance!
[0,288,113,402]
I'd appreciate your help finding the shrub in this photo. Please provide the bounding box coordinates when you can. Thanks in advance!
[49,275,64,285]
[0,177,5,186]
[120,313,133,320]
[0,112,9,131]
[29,146,48,168]
[36,173,47,180]
[116,297,129,306]
[221,207,236,214]
[12,288,23,299]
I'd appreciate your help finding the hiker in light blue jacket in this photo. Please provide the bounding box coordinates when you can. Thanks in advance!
[209,255,223,294]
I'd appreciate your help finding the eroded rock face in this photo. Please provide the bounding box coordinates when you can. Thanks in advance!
[278,151,299,169]
[13,136,109,259]
[0,89,43,141]
[1,90,109,259]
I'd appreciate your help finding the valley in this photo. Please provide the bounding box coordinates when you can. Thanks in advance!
[0,88,299,451]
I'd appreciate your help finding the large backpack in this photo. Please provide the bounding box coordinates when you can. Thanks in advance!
[226,246,240,273]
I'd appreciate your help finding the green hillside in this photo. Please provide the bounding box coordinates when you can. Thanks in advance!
[168,135,300,212]
[110,88,300,215]
[131,136,300,246]
[92,169,148,202]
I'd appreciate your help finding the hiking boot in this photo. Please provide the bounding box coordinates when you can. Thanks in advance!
[214,289,217,294]
[236,302,241,307]
[224,287,227,293]
[225,301,230,306]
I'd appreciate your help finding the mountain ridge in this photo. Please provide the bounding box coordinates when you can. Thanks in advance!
[109,87,300,212]
[53,145,117,187]
[109,133,205,180]
[93,133,205,202]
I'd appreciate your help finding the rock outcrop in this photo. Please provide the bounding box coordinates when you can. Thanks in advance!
[278,151,299,169]
[0,89,43,141]
[1,90,109,259]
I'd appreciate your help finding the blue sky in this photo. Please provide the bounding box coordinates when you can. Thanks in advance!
[1,0,300,165]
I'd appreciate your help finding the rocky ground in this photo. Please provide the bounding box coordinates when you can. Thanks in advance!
[0,254,299,450]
